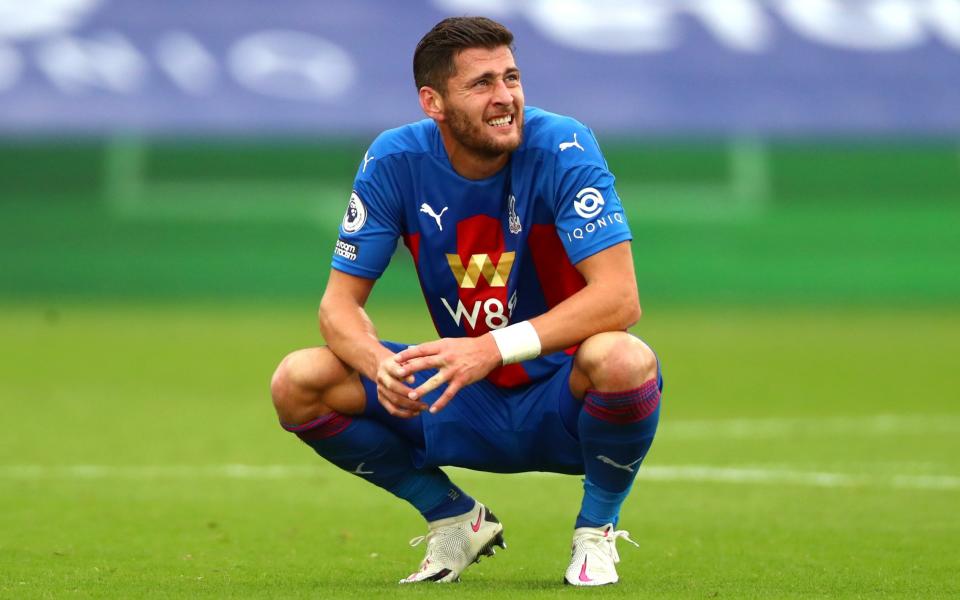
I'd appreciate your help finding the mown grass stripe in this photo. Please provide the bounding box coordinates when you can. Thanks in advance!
[2,464,957,490]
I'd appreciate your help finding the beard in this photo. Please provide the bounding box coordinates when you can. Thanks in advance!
[445,104,523,159]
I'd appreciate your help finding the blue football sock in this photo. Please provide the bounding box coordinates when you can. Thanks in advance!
[284,412,475,522]
[576,379,661,528]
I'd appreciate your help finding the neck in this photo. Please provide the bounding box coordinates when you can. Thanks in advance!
[438,126,509,180]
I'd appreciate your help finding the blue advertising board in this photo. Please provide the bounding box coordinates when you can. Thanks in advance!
[0,0,958,135]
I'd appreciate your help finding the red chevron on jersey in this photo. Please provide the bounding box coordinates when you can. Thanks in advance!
[448,215,511,337]
[447,215,530,387]
[527,223,586,356]
[527,224,586,309]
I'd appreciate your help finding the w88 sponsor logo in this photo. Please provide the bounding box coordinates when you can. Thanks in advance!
[441,297,509,330]
[442,249,515,332]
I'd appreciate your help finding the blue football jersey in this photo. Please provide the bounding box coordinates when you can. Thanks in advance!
[332,106,632,387]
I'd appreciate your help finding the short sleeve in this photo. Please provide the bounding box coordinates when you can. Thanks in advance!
[330,150,402,279]
[551,128,632,264]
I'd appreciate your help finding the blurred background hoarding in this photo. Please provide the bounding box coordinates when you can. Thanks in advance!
[0,0,959,135]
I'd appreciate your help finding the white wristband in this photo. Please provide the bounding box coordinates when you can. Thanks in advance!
[490,321,541,365]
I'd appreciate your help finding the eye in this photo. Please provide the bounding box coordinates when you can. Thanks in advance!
[474,79,489,88]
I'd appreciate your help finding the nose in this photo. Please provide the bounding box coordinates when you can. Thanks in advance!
[492,78,513,105]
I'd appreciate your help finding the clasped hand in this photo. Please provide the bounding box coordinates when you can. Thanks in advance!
[374,336,501,418]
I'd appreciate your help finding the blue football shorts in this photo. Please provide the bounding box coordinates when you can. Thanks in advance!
[359,340,663,475]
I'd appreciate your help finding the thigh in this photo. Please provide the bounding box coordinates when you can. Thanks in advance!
[420,358,586,475]
[273,346,367,425]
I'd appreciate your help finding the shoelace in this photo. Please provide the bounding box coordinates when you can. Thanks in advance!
[406,534,436,576]
[607,529,639,563]
[408,518,458,548]
[580,528,639,564]
[408,529,447,558]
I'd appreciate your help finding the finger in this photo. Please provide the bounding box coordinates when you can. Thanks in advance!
[429,380,462,414]
[388,361,410,380]
[381,384,422,411]
[399,355,446,376]
[410,371,447,399]
[377,393,416,418]
[395,342,440,363]
[377,372,417,402]
[379,397,418,418]
[378,383,426,413]
[381,354,414,382]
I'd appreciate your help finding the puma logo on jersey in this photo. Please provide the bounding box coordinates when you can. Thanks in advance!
[559,133,585,152]
[420,203,449,231]
[596,454,645,473]
[362,151,375,173]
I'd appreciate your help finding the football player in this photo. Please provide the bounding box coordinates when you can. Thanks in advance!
[271,16,662,586]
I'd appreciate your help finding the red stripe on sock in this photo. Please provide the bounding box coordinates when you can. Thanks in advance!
[282,412,353,440]
[584,379,661,424]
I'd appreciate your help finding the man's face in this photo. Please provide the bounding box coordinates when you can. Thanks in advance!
[441,46,524,159]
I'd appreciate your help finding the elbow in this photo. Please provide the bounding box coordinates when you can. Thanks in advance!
[596,282,641,331]
[621,296,642,330]
[317,296,334,339]
[615,280,642,329]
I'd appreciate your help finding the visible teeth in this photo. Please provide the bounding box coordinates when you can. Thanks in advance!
[488,115,512,126]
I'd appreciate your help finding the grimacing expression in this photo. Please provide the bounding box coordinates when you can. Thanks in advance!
[442,46,525,159]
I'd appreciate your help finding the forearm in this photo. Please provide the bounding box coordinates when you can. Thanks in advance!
[528,280,639,355]
[319,293,393,381]
[495,242,641,361]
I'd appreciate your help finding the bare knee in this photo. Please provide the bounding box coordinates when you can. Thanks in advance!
[270,347,354,425]
[573,332,658,393]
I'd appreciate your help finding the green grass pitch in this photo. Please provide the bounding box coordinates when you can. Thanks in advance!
[1,303,958,598]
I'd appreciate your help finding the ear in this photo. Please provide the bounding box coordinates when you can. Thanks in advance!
[419,86,445,122]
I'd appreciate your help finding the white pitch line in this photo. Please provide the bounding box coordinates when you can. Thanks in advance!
[663,414,960,439]
[1,464,958,491]
[640,466,960,490]
[0,464,318,480]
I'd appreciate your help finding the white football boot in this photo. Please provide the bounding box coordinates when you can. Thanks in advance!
[399,502,506,583]
[563,523,639,586]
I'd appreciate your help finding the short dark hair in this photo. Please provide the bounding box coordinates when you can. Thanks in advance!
[413,17,515,93]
